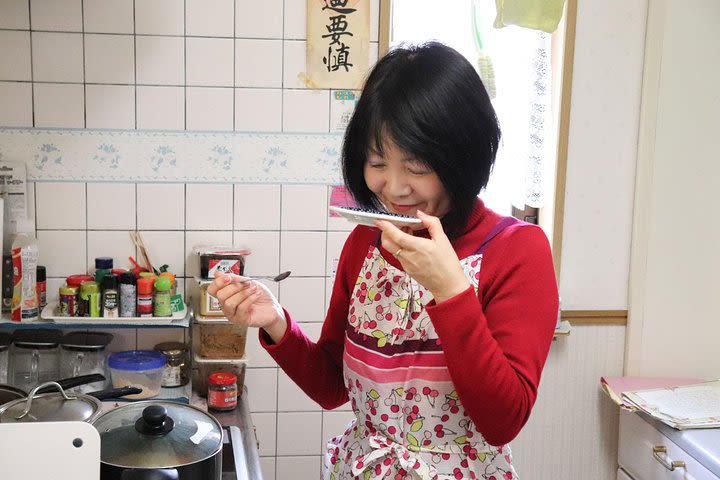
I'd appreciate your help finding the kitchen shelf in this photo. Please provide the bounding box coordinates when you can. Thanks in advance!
[0,302,190,329]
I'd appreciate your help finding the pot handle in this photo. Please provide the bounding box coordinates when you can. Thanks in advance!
[14,381,77,420]
[120,468,179,480]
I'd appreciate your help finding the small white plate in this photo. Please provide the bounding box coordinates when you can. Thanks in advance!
[329,205,422,227]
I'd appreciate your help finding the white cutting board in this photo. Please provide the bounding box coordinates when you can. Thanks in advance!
[0,421,100,479]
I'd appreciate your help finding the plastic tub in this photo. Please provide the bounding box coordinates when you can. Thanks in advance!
[108,350,165,399]
[193,319,248,359]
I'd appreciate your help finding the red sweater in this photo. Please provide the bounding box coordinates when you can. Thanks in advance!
[261,199,559,446]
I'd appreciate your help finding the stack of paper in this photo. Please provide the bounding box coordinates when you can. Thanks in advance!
[601,376,720,430]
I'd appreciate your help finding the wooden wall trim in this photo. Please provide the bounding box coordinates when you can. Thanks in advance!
[378,0,391,57]
[561,310,628,325]
[552,0,578,276]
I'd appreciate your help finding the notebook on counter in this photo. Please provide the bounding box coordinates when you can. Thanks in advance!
[601,376,720,430]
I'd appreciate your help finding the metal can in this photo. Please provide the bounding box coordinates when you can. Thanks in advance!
[207,372,238,411]
[58,285,78,316]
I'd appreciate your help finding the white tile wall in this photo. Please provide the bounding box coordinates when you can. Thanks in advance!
[1,0,383,474]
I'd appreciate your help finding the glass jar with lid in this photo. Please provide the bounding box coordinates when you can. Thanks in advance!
[153,342,189,388]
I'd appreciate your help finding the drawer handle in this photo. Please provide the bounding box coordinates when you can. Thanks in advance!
[652,446,686,471]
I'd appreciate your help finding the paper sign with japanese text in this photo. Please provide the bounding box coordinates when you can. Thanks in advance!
[306,0,370,89]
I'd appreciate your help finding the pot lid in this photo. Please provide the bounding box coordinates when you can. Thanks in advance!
[0,382,101,423]
[94,401,222,468]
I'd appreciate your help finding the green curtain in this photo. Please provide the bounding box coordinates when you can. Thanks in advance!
[494,0,566,33]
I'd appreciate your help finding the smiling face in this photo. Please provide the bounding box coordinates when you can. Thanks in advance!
[363,140,451,228]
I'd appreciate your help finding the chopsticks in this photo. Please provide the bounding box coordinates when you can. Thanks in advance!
[129,231,158,274]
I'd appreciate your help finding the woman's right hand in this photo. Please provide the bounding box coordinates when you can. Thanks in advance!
[206,273,287,342]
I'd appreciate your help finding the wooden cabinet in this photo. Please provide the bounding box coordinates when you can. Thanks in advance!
[618,411,719,480]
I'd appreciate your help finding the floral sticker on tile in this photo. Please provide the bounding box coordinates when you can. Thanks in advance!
[34,143,62,171]
[261,146,287,173]
[208,145,233,171]
[94,143,120,169]
[150,145,177,172]
[0,128,345,183]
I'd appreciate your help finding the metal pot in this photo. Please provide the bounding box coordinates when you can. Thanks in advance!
[93,401,223,480]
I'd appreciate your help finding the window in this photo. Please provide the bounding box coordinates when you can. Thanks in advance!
[380,0,576,273]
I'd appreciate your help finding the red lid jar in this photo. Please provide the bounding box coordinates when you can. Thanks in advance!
[207,372,238,411]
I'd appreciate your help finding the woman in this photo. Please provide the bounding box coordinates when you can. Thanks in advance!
[209,42,558,479]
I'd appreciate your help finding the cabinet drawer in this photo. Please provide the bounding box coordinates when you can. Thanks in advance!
[618,411,718,480]
[617,468,635,480]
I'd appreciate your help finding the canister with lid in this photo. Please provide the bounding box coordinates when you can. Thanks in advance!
[60,331,113,393]
[0,332,11,384]
[154,341,189,388]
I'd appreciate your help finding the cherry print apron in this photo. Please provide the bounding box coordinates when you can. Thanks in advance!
[323,217,521,480]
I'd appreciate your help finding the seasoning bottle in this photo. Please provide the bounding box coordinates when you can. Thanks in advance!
[136,277,154,318]
[154,342,189,387]
[79,281,100,317]
[10,218,39,322]
[58,285,78,316]
[207,372,238,411]
[101,274,119,318]
[36,265,47,310]
[94,257,113,285]
[153,276,172,317]
[119,271,137,317]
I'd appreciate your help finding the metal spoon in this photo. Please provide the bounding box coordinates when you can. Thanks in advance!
[236,271,291,283]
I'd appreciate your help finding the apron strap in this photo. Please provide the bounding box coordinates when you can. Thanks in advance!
[473,216,522,255]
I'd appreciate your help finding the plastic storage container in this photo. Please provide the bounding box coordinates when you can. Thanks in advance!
[194,320,248,359]
[108,350,165,399]
[192,353,247,398]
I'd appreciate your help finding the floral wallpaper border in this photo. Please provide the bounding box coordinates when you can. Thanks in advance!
[0,128,344,184]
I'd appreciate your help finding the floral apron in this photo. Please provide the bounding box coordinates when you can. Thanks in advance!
[323,217,520,480]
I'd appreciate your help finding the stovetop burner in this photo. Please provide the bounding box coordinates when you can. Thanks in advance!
[221,426,249,480]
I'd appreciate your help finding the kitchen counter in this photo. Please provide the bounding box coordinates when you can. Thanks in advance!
[638,411,720,477]
[191,387,264,480]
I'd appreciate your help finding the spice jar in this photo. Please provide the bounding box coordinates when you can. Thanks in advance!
[78,281,100,317]
[58,285,79,316]
[153,276,172,317]
[136,277,154,318]
[207,372,238,411]
[119,271,137,317]
[154,341,189,388]
[36,265,47,310]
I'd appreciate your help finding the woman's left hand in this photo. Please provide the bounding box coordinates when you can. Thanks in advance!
[374,210,471,304]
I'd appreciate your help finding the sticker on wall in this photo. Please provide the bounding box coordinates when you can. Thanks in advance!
[330,90,359,132]
[0,128,344,184]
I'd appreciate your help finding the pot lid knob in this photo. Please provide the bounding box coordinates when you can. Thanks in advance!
[135,405,174,436]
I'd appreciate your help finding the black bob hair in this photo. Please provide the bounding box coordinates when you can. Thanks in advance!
[341,42,501,238]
